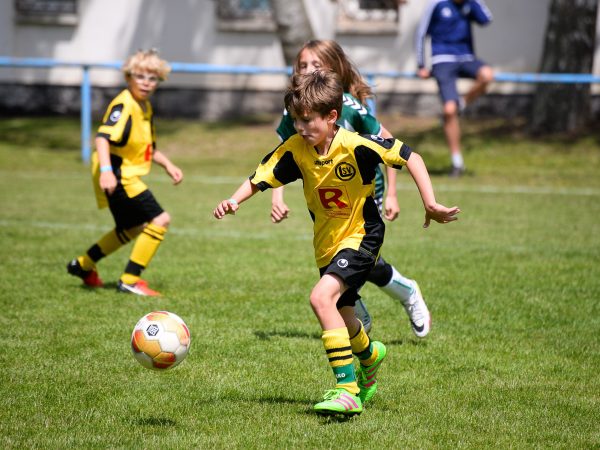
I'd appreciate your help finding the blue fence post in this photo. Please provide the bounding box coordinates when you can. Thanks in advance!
[80,65,91,164]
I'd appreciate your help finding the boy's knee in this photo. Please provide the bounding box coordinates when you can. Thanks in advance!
[152,212,171,228]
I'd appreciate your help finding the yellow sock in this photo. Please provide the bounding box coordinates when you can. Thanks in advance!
[322,327,359,395]
[80,228,134,270]
[120,223,166,284]
[350,321,378,366]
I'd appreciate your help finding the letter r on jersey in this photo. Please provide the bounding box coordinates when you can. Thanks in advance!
[318,187,348,209]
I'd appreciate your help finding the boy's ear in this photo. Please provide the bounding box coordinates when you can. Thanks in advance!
[327,109,338,124]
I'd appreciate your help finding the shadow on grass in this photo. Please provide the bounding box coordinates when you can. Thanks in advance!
[134,416,177,427]
[254,329,321,341]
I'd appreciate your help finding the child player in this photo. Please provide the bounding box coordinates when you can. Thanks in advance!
[67,49,183,296]
[213,70,460,416]
[272,40,431,338]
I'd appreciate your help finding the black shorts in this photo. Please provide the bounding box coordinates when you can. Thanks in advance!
[107,185,164,230]
[319,248,377,308]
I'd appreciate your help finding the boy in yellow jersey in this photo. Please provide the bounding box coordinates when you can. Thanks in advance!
[213,70,460,416]
[67,50,183,296]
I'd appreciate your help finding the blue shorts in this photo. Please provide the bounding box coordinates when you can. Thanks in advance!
[431,59,487,104]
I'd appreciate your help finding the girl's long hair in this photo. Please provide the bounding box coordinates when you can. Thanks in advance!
[293,40,373,105]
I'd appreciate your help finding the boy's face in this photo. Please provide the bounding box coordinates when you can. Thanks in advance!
[127,70,160,102]
[292,109,337,148]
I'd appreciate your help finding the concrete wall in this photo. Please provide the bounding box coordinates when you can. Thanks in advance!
[0,0,598,118]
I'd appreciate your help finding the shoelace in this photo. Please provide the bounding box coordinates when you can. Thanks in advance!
[322,389,344,401]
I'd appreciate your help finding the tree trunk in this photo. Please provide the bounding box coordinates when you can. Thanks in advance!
[269,0,315,65]
[528,0,598,135]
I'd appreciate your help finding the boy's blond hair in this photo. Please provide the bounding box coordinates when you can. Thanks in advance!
[122,49,171,81]
[284,70,343,119]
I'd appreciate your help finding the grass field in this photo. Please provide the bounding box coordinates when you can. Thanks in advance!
[1,115,599,449]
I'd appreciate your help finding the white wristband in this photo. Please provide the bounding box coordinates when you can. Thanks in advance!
[228,198,238,207]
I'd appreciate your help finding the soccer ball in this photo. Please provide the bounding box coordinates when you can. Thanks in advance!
[131,311,191,370]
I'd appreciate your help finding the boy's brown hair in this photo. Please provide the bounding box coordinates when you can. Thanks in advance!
[284,70,343,119]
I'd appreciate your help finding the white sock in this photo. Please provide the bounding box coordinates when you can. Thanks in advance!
[380,266,415,303]
[451,153,464,169]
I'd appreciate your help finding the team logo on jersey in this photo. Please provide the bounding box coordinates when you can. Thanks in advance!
[441,6,452,18]
[337,259,349,269]
[370,134,385,143]
[110,110,121,122]
[105,104,124,126]
[335,162,356,181]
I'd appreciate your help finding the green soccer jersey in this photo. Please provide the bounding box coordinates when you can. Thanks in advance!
[250,127,412,268]
[276,93,386,199]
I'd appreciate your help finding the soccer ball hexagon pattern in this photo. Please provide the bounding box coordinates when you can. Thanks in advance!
[131,311,191,370]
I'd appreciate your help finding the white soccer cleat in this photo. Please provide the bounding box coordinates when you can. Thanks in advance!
[403,282,431,338]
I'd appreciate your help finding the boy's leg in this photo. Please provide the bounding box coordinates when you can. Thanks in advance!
[311,275,362,415]
[341,307,387,404]
[67,227,137,287]
[118,214,169,296]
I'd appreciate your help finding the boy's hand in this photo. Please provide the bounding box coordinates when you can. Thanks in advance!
[424,203,460,228]
[99,171,117,196]
[384,194,400,221]
[213,199,239,219]
[166,164,183,185]
[271,199,290,223]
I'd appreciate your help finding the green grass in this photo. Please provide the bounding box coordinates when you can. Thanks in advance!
[0,115,599,449]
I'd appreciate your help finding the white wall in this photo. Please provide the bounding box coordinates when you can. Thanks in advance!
[0,0,598,94]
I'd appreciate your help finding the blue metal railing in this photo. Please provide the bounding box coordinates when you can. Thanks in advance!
[1,56,599,163]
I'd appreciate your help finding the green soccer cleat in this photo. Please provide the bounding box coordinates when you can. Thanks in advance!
[313,388,363,417]
[357,341,387,403]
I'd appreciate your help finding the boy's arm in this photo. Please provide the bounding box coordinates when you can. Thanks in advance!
[214,178,259,219]
[271,186,290,223]
[95,136,117,195]
[405,152,461,228]
[380,125,400,221]
[153,149,183,185]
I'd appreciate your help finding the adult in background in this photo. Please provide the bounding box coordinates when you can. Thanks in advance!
[415,0,493,177]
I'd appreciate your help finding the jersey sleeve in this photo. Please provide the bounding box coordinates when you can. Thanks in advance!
[358,134,412,170]
[250,144,302,191]
[96,98,131,144]
[342,94,382,135]
[275,109,297,141]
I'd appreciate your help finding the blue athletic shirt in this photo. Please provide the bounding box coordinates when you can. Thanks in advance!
[415,0,492,68]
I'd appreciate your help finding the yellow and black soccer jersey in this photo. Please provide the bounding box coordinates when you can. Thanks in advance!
[91,89,155,208]
[250,127,412,268]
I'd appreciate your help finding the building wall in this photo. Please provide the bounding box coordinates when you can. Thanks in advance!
[0,0,598,118]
